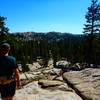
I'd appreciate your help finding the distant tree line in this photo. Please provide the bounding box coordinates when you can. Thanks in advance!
[0,29,100,65]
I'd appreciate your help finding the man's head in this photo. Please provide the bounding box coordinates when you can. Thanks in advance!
[0,43,10,55]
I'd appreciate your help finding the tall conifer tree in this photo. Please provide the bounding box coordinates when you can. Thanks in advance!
[83,0,100,34]
[83,0,100,65]
[0,16,9,34]
[0,16,9,43]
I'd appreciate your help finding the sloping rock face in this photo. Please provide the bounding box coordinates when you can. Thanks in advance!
[63,68,100,100]
[14,81,82,100]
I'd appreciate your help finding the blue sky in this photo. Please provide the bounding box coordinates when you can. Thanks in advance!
[0,0,91,34]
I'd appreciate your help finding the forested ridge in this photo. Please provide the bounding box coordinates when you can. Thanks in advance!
[0,31,100,65]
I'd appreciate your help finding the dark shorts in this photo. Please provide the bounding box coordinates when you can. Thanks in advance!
[0,81,16,98]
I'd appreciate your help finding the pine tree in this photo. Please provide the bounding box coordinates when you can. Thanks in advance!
[83,0,100,35]
[83,0,100,65]
[0,16,9,34]
[0,16,9,43]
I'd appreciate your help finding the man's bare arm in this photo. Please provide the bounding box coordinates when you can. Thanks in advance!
[13,68,21,87]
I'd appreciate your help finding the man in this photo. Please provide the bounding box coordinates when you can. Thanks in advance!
[0,43,21,100]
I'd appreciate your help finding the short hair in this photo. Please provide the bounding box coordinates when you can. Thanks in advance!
[0,43,10,50]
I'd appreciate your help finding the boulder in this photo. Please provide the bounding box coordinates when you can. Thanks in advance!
[63,68,100,100]
[56,60,70,66]
[38,79,73,92]
[56,60,70,71]
[29,62,42,71]
[38,79,63,88]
